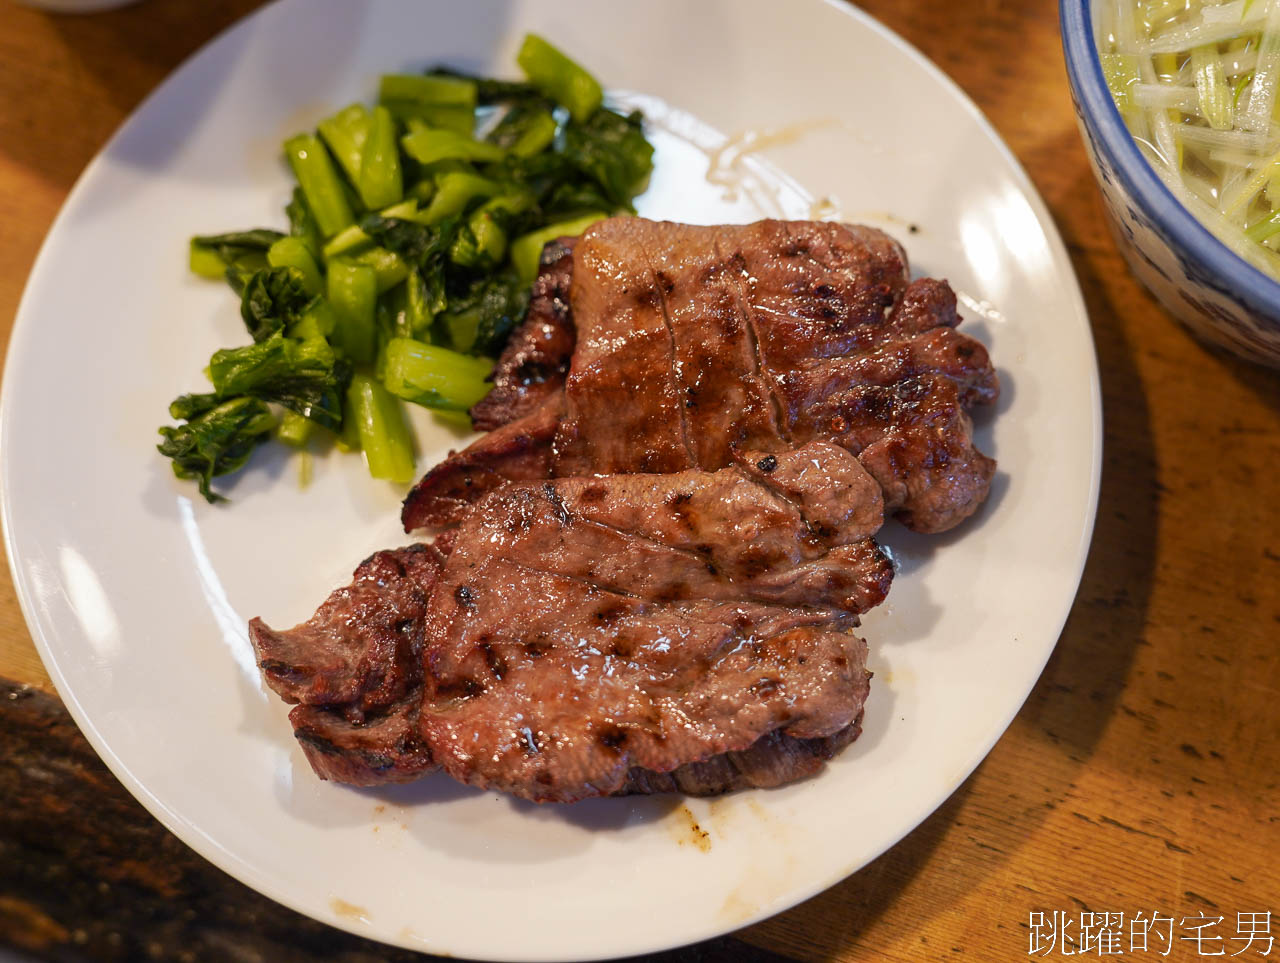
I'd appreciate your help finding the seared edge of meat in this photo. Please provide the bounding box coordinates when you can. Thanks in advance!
[620,714,864,795]
[289,697,434,786]
[249,544,447,787]
[248,544,444,714]
[401,393,562,533]
[470,238,577,432]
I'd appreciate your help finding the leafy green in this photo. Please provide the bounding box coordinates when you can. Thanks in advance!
[207,333,351,431]
[189,229,284,280]
[563,108,654,208]
[169,38,656,502]
[266,237,323,296]
[285,188,322,256]
[361,214,456,269]
[442,270,528,354]
[542,177,617,219]
[487,103,558,155]
[191,230,285,259]
[157,396,276,503]
[427,67,543,105]
[361,215,456,322]
[516,33,602,122]
[238,267,315,342]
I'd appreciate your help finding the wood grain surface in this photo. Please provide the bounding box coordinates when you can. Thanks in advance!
[0,2,1277,961]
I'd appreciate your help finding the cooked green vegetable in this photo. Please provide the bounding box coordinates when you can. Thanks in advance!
[420,171,502,222]
[426,67,541,105]
[488,104,558,157]
[207,333,351,431]
[157,396,276,503]
[564,108,654,207]
[347,373,416,482]
[284,133,354,238]
[276,409,314,448]
[401,127,505,165]
[360,215,455,269]
[285,189,323,257]
[162,34,653,502]
[238,266,314,343]
[511,212,607,283]
[442,270,528,354]
[358,106,404,210]
[266,238,323,296]
[382,337,494,411]
[317,104,371,186]
[517,33,602,122]
[349,245,409,292]
[189,230,283,280]
[327,260,378,365]
[380,73,477,110]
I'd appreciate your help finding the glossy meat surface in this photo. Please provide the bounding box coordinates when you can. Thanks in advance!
[252,444,889,800]
[407,218,999,535]
[249,545,444,716]
[401,393,562,532]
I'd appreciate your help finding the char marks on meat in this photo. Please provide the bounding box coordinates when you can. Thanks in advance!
[469,238,577,432]
[249,545,446,786]
[255,218,1001,803]
[404,218,999,536]
[253,443,889,801]
[401,393,562,532]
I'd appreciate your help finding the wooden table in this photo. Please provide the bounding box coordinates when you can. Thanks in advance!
[2,2,1277,961]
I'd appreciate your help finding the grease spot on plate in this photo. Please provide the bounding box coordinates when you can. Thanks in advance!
[881,665,917,688]
[719,888,760,925]
[669,805,712,852]
[330,898,371,924]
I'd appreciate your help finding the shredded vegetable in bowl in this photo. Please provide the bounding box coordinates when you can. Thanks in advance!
[1099,0,1280,277]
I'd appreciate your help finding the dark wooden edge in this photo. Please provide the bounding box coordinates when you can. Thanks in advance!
[0,679,800,963]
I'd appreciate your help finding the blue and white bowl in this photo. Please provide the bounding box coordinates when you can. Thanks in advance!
[1061,0,1280,368]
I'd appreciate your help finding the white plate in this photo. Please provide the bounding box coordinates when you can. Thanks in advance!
[0,1,1100,959]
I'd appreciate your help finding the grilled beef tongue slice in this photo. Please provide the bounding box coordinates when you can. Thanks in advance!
[288,697,434,787]
[402,218,999,537]
[469,237,576,432]
[249,545,444,714]
[401,392,562,532]
[252,442,889,801]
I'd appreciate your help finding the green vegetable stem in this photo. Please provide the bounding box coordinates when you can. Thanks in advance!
[284,133,354,238]
[347,373,416,483]
[517,33,602,122]
[161,34,654,502]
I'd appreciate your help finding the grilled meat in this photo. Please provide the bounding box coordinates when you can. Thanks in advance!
[252,443,889,801]
[469,238,577,432]
[404,218,998,535]
[253,218,1001,803]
